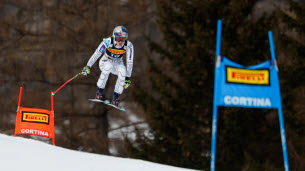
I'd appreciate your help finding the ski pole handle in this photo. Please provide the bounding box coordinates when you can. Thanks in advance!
[52,72,82,95]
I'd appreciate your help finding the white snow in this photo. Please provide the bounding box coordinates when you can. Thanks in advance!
[0,134,199,171]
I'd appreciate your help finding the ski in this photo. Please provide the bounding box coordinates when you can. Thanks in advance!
[106,103,126,111]
[88,99,110,104]
[88,99,126,111]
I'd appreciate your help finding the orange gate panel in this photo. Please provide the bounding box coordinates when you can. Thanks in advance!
[15,87,55,145]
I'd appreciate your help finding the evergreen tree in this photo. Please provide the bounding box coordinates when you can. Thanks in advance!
[126,0,293,170]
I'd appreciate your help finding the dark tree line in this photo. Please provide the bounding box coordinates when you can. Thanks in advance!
[126,0,305,170]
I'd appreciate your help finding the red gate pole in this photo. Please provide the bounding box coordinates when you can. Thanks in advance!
[18,87,23,109]
[51,92,54,113]
[51,92,55,145]
[15,87,23,137]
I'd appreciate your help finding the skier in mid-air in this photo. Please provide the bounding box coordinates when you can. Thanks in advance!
[82,26,134,107]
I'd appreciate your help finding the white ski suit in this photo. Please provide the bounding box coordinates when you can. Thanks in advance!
[86,37,134,94]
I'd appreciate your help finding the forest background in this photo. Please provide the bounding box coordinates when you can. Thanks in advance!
[0,0,304,170]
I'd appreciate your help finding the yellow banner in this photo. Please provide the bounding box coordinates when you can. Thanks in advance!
[226,67,269,85]
[22,112,49,124]
[107,48,126,55]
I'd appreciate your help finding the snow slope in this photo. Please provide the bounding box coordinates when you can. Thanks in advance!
[0,134,199,171]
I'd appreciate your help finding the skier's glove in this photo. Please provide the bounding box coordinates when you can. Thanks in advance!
[124,77,131,89]
[82,66,90,76]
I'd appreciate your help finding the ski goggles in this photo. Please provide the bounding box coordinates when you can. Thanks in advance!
[115,37,127,42]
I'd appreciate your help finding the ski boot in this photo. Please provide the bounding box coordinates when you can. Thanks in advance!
[96,87,105,101]
[111,92,120,106]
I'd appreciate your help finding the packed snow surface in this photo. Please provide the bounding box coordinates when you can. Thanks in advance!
[0,134,198,171]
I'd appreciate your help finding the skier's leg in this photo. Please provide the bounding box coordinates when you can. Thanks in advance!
[95,60,113,100]
[114,63,126,94]
[97,60,113,89]
[111,63,126,106]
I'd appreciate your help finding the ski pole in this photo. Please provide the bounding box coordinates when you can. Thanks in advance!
[52,72,82,95]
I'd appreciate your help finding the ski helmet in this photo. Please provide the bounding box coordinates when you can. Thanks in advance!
[113,26,128,40]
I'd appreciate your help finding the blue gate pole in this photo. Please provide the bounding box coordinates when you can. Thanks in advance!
[216,20,222,57]
[268,31,276,61]
[268,31,290,171]
[210,105,218,171]
[278,106,290,171]
[210,19,222,171]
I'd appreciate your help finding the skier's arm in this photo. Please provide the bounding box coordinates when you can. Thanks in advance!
[86,38,110,68]
[123,42,134,89]
[126,42,134,78]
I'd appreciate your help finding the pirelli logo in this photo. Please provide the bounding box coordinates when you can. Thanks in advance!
[226,66,270,85]
[22,112,49,124]
[107,48,126,55]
